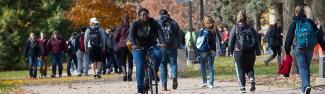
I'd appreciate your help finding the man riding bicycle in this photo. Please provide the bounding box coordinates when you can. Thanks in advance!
[129,8,166,94]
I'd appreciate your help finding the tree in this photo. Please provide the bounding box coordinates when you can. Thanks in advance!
[65,0,137,29]
[0,0,72,70]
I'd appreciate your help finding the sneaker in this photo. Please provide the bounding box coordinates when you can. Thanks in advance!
[305,87,311,94]
[77,74,82,77]
[51,74,56,78]
[93,75,97,79]
[123,76,127,81]
[240,87,246,93]
[172,78,178,89]
[97,75,101,78]
[250,78,256,92]
[162,85,168,91]
[201,83,207,88]
[208,85,214,89]
[67,73,72,77]
[127,76,132,81]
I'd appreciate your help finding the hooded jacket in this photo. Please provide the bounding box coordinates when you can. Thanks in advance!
[25,39,40,57]
[157,15,181,49]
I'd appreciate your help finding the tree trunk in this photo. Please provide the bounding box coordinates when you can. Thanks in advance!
[283,0,299,74]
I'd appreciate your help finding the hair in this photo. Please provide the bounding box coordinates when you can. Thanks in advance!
[28,32,35,40]
[236,11,247,23]
[51,31,61,39]
[295,6,305,16]
[138,8,149,16]
[201,15,215,28]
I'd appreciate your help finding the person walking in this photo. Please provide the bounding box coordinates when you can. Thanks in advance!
[38,32,48,78]
[229,11,260,93]
[76,26,90,76]
[284,5,325,94]
[264,19,283,66]
[84,17,106,79]
[66,32,78,76]
[25,32,40,79]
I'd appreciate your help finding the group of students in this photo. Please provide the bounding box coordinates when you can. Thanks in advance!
[24,15,135,81]
[25,5,324,94]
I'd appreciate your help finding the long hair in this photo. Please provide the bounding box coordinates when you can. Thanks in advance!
[28,32,35,41]
[236,11,247,23]
[50,31,61,39]
[200,15,215,29]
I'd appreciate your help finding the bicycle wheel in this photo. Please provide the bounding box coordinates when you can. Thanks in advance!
[147,68,154,94]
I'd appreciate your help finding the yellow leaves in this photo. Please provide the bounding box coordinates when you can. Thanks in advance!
[65,0,137,28]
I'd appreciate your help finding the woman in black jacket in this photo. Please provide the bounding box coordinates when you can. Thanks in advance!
[228,11,260,93]
[25,32,40,79]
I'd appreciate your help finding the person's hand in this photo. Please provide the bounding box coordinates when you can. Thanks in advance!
[160,43,167,48]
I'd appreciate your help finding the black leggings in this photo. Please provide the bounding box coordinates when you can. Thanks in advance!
[117,47,133,76]
[265,46,281,64]
[234,52,256,87]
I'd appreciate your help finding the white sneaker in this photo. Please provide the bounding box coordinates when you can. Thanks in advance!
[208,85,214,89]
[201,83,207,88]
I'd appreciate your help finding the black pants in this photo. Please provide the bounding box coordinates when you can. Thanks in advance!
[234,52,256,87]
[265,46,281,64]
[117,47,133,76]
[67,54,77,75]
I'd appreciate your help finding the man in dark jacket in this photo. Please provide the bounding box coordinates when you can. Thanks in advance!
[157,9,181,90]
[264,19,283,66]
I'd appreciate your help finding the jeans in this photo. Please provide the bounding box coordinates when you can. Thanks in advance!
[199,51,215,85]
[67,54,77,75]
[132,46,162,93]
[265,46,281,64]
[294,48,313,93]
[233,52,255,87]
[77,50,90,75]
[39,55,48,77]
[160,48,178,86]
[28,56,38,78]
[51,53,64,77]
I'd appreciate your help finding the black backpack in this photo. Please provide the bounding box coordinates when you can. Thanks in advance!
[235,25,256,52]
[89,28,101,47]
[161,20,174,43]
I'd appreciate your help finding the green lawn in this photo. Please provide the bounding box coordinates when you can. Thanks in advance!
[179,55,320,80]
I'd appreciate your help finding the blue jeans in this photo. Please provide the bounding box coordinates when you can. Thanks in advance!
[28,56,38,78]
[160,48,178,86]
[199,51,214,85]
[77,50,89,75]
[132,46,162,93]
[294,48,313,93]
[51,53,64,77]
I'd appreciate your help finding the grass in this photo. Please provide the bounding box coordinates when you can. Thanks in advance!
[179,55,320,81]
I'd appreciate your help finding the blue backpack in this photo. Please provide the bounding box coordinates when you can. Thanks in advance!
[196,28,210,52]
[295,19,317,48]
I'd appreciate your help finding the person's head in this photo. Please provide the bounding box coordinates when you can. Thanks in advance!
[159,9,169,17]
[223,27,228,31]
[51,31,60,39]
[123,14,129,23]
[29,32,36,40]
[40,32,45,39]
[201,15,214,29]
[138,8,150,22]
[90,17,99,26]
[314,18,321,25]
[80,26,87,34]
[295,6,306,17]
[275,19,282,27]
[236,11,247,24]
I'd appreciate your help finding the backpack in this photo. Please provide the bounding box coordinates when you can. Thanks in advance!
[196,28,210,52]
[68,37,77,54]
[89,28,101,47]
[295,19,317,48]
[161,21,174,43]
[235,25,256,52]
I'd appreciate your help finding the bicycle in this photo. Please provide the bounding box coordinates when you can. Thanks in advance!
[135,46,159,94]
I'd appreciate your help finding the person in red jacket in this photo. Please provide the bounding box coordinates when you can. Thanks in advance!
[38,32,48,78]
[47,31,67,78]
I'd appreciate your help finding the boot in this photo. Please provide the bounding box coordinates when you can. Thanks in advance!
[127,69,132,81]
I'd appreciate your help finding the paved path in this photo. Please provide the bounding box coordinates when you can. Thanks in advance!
[22,75,325,94]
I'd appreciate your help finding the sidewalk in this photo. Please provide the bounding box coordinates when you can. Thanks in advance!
[22,75,325,94]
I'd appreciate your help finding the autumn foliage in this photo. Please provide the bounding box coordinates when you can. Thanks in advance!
[65,0,137,28]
